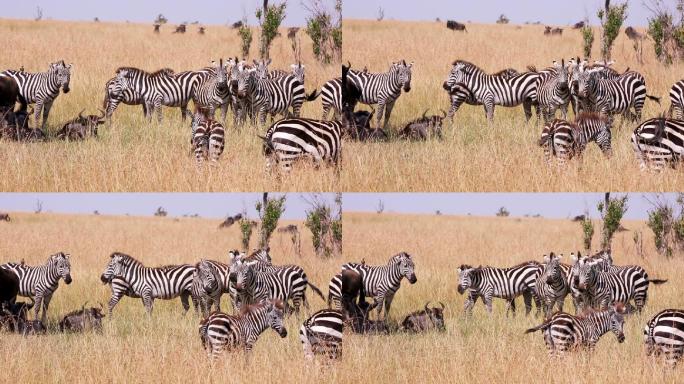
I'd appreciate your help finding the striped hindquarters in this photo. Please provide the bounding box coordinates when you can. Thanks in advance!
[328,273,342,309]
[321,77,342,120]
[192,112,225,164]
[631,117,684,170]
[300,309,344,360]
[669,80,684,119]
[644,309,684,365]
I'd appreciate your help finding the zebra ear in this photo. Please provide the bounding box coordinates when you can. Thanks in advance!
[570,253,577,262]
[543,254,550,263]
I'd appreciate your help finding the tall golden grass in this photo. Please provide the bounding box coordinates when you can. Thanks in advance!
[0,19,340,192]
[340,211,684,382]
[341,20,684,192]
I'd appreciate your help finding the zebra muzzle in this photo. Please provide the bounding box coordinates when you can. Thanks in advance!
[64,275,73,284]
[457,285,465,295]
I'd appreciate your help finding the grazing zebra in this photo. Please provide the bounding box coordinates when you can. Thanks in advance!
[525,303,626,357]
[631,117,684,170]
[199,300,287,359]
[538,113,612,164]
[192,59,232,121]
[444,60,540,121]
[321,77,342,121]
[103,76,147,119]
[100,252,196,314]
[536,60,571,122]
[535,253,569,318]
[261,117,342,173]
[1,60,72,129]
[443,68,518,123]
[668,80,684,119]
[1,252,72,323]
[300,309,344,360]
[341,252,417,320]
[327,273,342,309]
[456,261,542,316]
[644,309,684,366]
[347,60,413,130]
[191,107,225,164]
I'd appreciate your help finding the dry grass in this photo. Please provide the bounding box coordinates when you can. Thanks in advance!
[341,20,684,191]
[341,212,684,383]
[0,19,340,192]
[0,211,343,383]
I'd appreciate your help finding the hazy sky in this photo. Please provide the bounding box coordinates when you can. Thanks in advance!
[344,0,663,27]
[0,0,333,26]
[0,193,337,220]
[343,193,680,220]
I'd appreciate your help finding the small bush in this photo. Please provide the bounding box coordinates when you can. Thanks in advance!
[496,207,510,217]
[581,24,594,58]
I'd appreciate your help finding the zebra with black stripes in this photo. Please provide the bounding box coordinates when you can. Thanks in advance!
[644,309,684,366]
[525,303,626,357]
[535,253,569,318]
[1,252,72,323]
[327,273,342,309]
[538,113,612,165]
[103,76,147,119]
[321,77,342,121]
[536,60,571,122]
[191,260,223,317]
[300,309,344,360]
[444,60,540,121]
[100,252,196,314]
[191,107,225,164]
[668,80,684,119]
[268,61,306,84]
[631,117,684,170]
[199,300,287,360]
[456,261,542,316]
[229,62,255,125]
[443,68,518,123]
[341,252,417,320]
[101,277,142,316]
[347,60,413,130]
[192,59,232,121]
[1,60,72,129]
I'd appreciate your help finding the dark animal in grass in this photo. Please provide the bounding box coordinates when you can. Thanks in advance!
[0,75,27,115]
[1,106,46,142]
[18,319,46,335]
[400,109,446,140]
[544,26,563,36]
[349,109,388,141]
[173,24,186,33]
[0,213,9,221]
[56,109,106,140]
[446,20,467,32]
[573,21,585,29]
[0,297,34,332]
[153,23,161,33]
[198,26,205,35]
[0,265,20,310]
[59,303,106,332]
[400,302,446,332]
[218,213,243,228]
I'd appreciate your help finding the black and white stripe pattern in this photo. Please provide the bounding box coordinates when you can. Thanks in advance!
[342,252,417,320]
[103,76,147,119]
[1,60,72,129]
[668,80,684,119]
[192,59,232,121]
[191,108,225,164]
[1,252,72,323]
[442,68,518,123]
[535,253,569,317]
[644,309,684,366]
[100,252,195,314]
[103,277,140,316]
[191,260,223,317]
[299,309,344,360]
[327,273,342,309]
[320,77,342,120]
[445,60,540,121]
[261,117,342,173]
[457,261,542,316]
[199,300,288,359]
[347,60,413,130]
[539,113,612,165]
[631,117,684,170]
[268,62,306,84]
[535,60,571,122]
[525,304,626,357]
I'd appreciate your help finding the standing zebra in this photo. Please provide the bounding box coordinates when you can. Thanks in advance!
[443,68,519,123]
[191,261,222,317]
[668,80,684,119]
[103,76,147,119]
[525,303,626,357]
[268,61,306,84]
[192,59,232,121]
[644,309,684,366]
[191,107,225,164]
[230,62,255,126]
[101,277,141,316]
[347,60,413,130]
[631,117,684,170]
[456,261,542,316]
[100,252,196,314]
[444,60,540,121]
[300,309,344,360]
[538,113,612,165]
[341,252,417,320]
[327,273,342,309]
[320,77,342,121]
[535,253,569,318]
[1,60,72,129]
[199,300,287,360]
[535,60,571,123]
[1,252,72,323]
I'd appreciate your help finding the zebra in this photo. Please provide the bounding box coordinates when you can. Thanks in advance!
[443,68,519,123]
[321,77,342,121]
[644,309,684,366]
[268,61,306,84]
[101,277,143,316]
[347,60,413,130]
[229,62,255,125]
[456,261,542,316]
[445,60,540,121]
[535,60,571,123]
[100,252,196,314]
[300,309,344,360]
[0,60,72,129]
[192,59,232,121]
[191,261,222,317]
[535,253,569,318]
[341,252,417,320]
[538,113,612,165]
[244,248,271,263]
[631,117,684,170]
[191,107,225,165]
[668,80,684,119]
[0,252,72,323]
[327,273,342,309]
[525,303,626,357]
[261,117,342,173]
[198,300,287,360]
[102,76,147,119]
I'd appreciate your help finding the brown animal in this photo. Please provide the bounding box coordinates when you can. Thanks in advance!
[59,303,106,332]
[573,21,585,29]
[400,109,446,140]
[153,23,160,33]
[56,109,106,140]
[544,26,563,36]
[198,26,205,35]
[218,213,243,228]
[173,24,186,33]
[400,302,446,332]
[277,224,298,233]
[0,213,9,221]
[446,20,467,32]
[287,27,299,39]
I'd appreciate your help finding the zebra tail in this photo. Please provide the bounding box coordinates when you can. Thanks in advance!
[305,90,320,102]
[307,282,326,301]
[649,278,668,285]
[646,94,661,104]
[524,320,551,334]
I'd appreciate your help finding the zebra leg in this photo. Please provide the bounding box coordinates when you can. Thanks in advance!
[375,102,386,131]
[156,101,163,123]
[33,293,43,322]
[483,99,495,122]
[373,295,385,321]
[523,101,533,122]
[382,102,396,132]
[483,292,493,314]
[383,294,395,321]
[463,292,476,315]
[41,293,52,324]
[41,99,55,130]
[181,103,188,122]
[108,291,125,317]
[142,291,154,314]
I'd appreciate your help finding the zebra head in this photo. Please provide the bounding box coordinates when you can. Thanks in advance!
[608,303,626,343]
[232,260,254,292]
[573,64,595,100]
[50,252,72,284]
[232,64,255,99]
[391,252,417,283]
[575,256,597,291]
[392,60,413,92]
[290,62,305,84]
[249,247,271,264]
[265,300,288,338]
[456,264,475,294]
[253,59,272,79]
[541,252,562,284]
[554,59,569,90]
[50,60,72,94]
[197,261,219,294]
[212,59,228,91]
[101,252,126,283]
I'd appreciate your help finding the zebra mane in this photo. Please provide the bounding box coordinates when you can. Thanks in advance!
[509,260,541,269]
[526,65,537,73]
[238,299,284,316]
[575,112,609,126]
[492,68,518,77]
[150,68,175,77]
[450,60,482,74]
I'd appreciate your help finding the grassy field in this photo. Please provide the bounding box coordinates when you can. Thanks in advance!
[0,211,344,383]
[341,20,684,192]
[341,212,684,383]
[0,19,340,192]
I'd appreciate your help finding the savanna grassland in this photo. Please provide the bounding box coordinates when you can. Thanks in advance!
[0,211,344,383]
[0,19,340,192]
[341,211,684,383]
[341,20,684,192]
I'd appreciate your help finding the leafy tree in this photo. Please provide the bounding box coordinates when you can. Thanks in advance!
[256,1,287,60]
[597,0,628,61]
